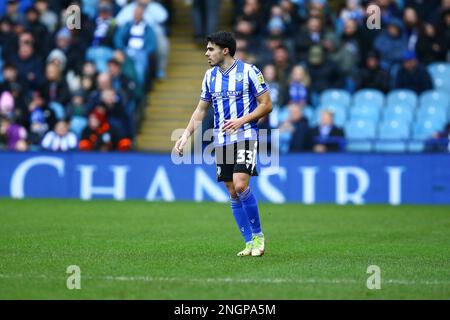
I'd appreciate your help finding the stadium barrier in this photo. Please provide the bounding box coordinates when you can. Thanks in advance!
[0,152,449,204]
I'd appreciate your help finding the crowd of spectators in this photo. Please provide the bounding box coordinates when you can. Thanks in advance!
[225,0,450,153]
[0,0,170,152]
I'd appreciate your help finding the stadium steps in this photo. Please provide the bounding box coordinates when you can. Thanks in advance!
[137,0,233,152]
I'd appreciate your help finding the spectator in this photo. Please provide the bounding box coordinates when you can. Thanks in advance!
[269,45,292,93]
[394,50,433,94]
[288,65,309,107]
[323,32,355,86]
[92,2,117,48]
[403,7,421,52]
[41,62,71,106]
[279,102,311,153]
[46,49,67,74]
[263,63,283,108]
[114,4,157,85]
[306,45,343,103]
[192,0,221,43]
[0,63,29,125]
[426,122,450,152]
[116,0,170,79]
[310,110,345,153]
[339,0,364,24]
[27,91,56,146]
[262,64,284,129]
[357,51,390,93]
[4,0,23,24]
[107,58,138,103]
[54,27,83,75]
[34,0,58,33]
[41,120,78,152]
[0,17,17,62]
[295,16,330,62]
[416,22,448,64]
[0,114,28,151]
[79,106,131,151]
[373,18,408,70]
[11,39,43,89]
[24,6,50,57]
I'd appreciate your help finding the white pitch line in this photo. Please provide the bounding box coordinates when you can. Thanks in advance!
[1,274,449,286]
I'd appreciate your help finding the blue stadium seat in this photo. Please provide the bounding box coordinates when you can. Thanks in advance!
[86,46,114,73]
[386,89,418,109]
[353,89,385,109]
[82,0,98,19]
[428,62,450,93]
[303,106,316,126]
[316,104,347,128]
[420,90,450,109]
[350,104,380,122]
[49,102,66,120]
[417,104,447,123]
[70,116,88,139]
[319,89,351,108]
[409,119,446,152]
[345,119,376,152]
[375,120,410,152]
[383,104,414,124]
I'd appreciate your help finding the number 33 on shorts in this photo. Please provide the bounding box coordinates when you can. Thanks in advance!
[237,149,256,171]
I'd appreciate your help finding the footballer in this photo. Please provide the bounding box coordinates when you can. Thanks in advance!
[174,31,272,257]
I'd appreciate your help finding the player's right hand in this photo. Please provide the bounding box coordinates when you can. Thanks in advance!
[174,135,188,156]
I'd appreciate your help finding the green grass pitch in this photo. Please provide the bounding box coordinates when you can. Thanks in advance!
[0,199,449,299]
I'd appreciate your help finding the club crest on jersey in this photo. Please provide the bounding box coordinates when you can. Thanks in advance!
[236,73,244,82]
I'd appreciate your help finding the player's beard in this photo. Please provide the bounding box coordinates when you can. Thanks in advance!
[209,56,224,67]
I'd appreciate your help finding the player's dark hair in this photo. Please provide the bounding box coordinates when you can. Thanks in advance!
[206,31,236,57]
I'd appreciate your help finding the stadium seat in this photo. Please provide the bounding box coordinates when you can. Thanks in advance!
[303,106,316,126]
[316,104,347,128]
[417,104,447,123]
[350,104,380,123]
[383,104,414,124]
[419,90,450,109]
[428,62,450,93]
[386,89,418,109]
[345,119,376,152]
[49,102,66,120]
[409,119,446,152]
[82,0,98,19]
[319,89,351,108]
[353,89,385,110]
[86,46,114,73]
[70,116,88,138]
[375,120,410,152]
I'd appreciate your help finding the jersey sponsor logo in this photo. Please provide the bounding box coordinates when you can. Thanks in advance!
[211,91,243,98]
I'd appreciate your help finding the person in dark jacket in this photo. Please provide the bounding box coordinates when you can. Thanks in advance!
[394,50,433,94]
[356,51,390,93]
[306,45,343,103]
[374,18,408,70]
[416,22,448,64]
[310,110,345,153]
[41,62,71,106]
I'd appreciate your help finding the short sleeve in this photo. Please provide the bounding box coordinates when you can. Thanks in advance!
[248,65,268,97]
[200,72,211,102]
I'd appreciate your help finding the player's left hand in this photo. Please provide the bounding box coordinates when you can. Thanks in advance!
[222,118,244,135]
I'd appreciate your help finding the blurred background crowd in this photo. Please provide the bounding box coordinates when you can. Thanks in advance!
[0,0,171,152]
[0,0,449,153]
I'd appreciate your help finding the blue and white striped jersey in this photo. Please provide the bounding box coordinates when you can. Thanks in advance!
[200,59,269,146]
